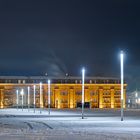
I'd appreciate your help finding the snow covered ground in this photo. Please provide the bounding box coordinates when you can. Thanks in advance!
[0,108,140,140]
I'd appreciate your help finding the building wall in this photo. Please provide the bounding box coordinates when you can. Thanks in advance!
[127,90,140,108]
[0,83,127,109]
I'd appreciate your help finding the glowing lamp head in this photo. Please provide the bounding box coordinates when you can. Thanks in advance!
[135,92,138,97]
[120,51,124,59]
[20,89,24,96]
[82,68,85,74]
[48,80,50,84]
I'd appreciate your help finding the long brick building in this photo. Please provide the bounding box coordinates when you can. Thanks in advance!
[0,76,127,109]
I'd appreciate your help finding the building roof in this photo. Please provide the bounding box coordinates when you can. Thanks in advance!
[0,76,125,84]
[0,76,120,80]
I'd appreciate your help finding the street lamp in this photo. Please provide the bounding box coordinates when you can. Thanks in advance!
[48,79,51,115]
[135,91,138,98]
[82,68,85,119]
[40,82,42,114]
[21,89,24,111]
[16,90,19,110]
[33,85,36,113]
[120,51,124,121]
[138,98,140,108]
[27,86,30,112]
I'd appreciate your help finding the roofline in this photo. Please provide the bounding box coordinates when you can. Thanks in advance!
[0,76,120,80]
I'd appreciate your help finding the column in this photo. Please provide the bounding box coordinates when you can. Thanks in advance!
[99,89,103,108]
[69,89,74,108]
[55,89,60,108]
[123,88,126,108]
[111,89,114,108]
[40,84,44,108]
[0,89,4,108]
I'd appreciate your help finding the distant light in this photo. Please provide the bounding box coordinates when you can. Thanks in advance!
[21,89,24,111]
[20,89,24,95]
[48,80,50,84]
[135,92,138,98]
[120,50,124,121]
[48,79,51,115]
[82,68,85,74]
[40,82,43,113]
[82,67,85,119]
[33,84,36,113]
[27,86,30,109]
[16,90,19,109]
[120,51,124,100]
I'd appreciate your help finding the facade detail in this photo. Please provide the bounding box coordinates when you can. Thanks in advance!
[127,90,140,108]
[0,76,127,109]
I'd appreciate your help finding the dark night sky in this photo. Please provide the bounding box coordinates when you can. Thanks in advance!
[0,0,140,91]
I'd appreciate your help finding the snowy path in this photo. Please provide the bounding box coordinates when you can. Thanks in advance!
[0,109,140,140]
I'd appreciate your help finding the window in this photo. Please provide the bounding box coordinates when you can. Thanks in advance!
[61,99,68,103]
[103,90,110,95]
[60,91,67,95]
[90,91,97,96]
[93,99,97,103]
[115,91,120,95]
[103,98,110,103]
[76,91,81,95]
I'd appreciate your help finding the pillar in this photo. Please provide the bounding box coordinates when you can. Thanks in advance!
[111,89,114,108]
[40,86,44,108]
[54,89,60,108]
[0,89,4,108]
[123,88,126,108]
[99,89,103,108]
[69,89,74,108]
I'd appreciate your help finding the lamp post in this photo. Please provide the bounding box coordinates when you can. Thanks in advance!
[27,86,30,112]
[135,90,138,108]
[40,82,42,114]
[21,89,24,111]
[48,79,51,115]
[120,51,124,121]
[16,90,19,110]
[33,85,36,113]
[138,98,140,108]
[82,68,85,119]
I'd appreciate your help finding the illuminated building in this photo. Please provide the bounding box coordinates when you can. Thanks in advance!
[127,90,140,108]
[0,76,127,109]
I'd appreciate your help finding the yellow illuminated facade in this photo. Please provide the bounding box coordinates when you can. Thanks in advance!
[0,76,127,109]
